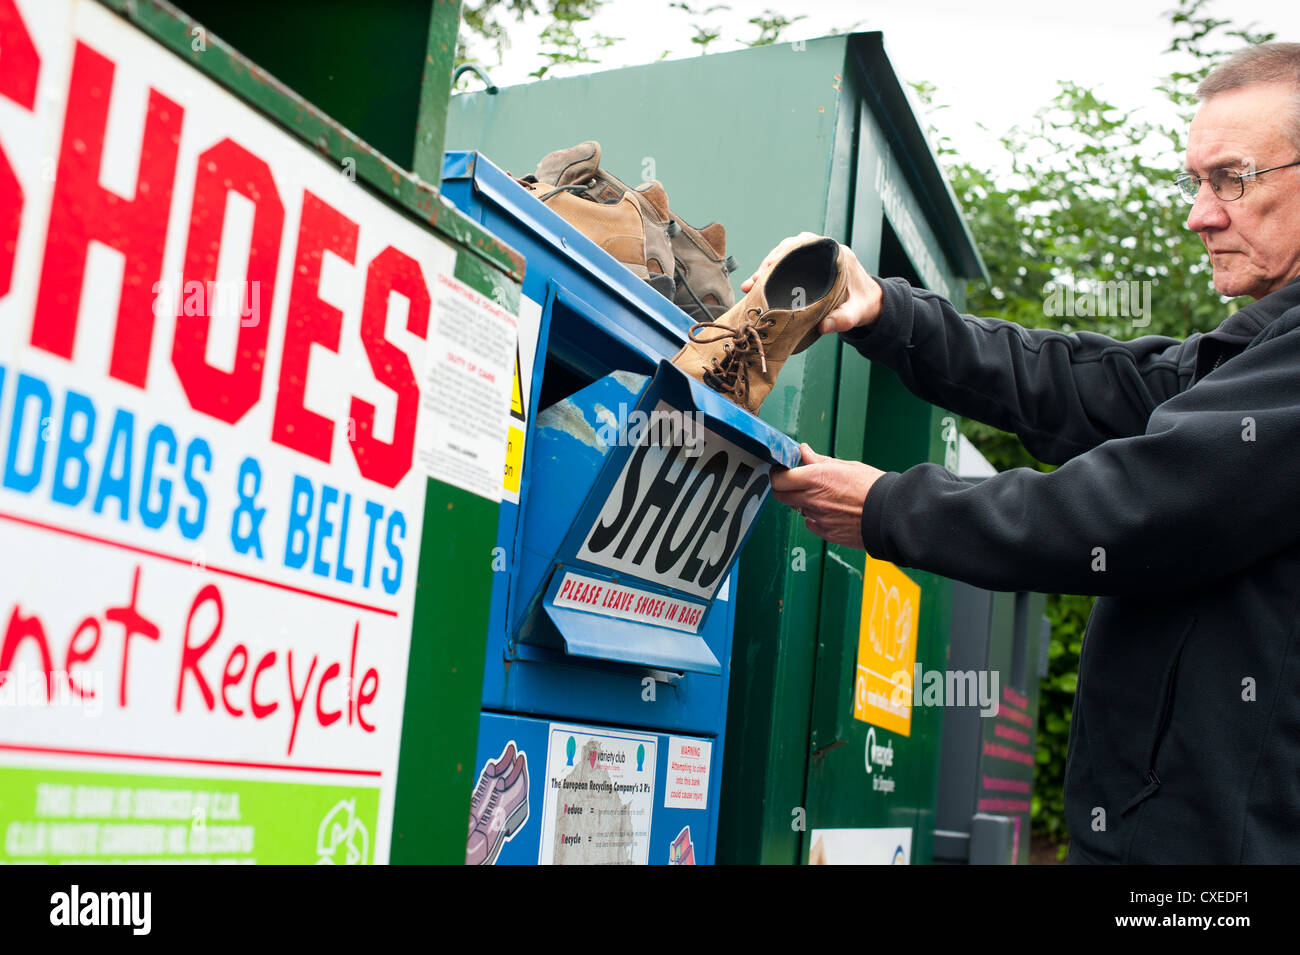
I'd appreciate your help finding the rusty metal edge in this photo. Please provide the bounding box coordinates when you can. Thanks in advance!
[95,0,526,283]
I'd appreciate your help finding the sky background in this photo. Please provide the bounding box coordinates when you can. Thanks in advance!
[458,0,1300,175]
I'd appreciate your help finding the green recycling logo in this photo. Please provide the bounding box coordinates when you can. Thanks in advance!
[316,798,370,865]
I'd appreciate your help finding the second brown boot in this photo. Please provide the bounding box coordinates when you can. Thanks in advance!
[670,235,848,414]
[533,141,675,298]
[515,175,653,284]
[670,216,737,322]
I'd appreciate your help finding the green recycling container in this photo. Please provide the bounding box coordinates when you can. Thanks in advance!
[444,33,988,864]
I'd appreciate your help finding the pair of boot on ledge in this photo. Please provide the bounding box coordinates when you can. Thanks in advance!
[518,141,848,415]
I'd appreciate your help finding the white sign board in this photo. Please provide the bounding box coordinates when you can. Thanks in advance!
[0,0,483,863]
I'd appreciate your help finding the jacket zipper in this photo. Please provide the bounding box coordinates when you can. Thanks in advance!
[1195,344,1227,383]
[1120,617,1195,816]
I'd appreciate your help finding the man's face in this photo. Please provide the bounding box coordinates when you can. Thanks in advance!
[1185,81,1300,300]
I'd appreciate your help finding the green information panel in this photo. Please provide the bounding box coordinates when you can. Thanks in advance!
[1,767,379,864]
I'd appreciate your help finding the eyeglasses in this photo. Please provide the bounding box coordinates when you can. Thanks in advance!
[1174,159,1300,203]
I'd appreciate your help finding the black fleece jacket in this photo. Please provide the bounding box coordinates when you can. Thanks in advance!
[840,275,1300,864]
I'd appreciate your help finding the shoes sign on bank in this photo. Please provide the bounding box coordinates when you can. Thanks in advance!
[0,0,515,863]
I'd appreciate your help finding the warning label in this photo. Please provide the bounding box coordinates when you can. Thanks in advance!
[664,737,712,810]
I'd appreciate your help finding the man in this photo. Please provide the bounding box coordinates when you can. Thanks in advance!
[764,42,1300,864]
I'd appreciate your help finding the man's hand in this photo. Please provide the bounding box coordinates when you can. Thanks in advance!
[740,232,885,335]
[769,443,884,549]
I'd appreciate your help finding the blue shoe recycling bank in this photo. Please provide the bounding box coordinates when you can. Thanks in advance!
[441,151,799,864]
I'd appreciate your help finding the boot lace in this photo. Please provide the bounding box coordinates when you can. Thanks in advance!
[687,306,776,403]
[517,173,598,203]
[538,181,593,202]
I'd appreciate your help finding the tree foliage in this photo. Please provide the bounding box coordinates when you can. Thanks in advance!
[456,0,810,76]
[456,0,620,79]
[743,10,807,47]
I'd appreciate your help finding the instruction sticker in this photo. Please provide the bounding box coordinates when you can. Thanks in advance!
[538,724,656,865]
[552,571,706,634]
[416,273,518,501]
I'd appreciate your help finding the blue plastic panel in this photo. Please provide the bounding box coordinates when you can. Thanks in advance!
[466,711,721,865]
[440,149,794,739]
[518,363,797,677]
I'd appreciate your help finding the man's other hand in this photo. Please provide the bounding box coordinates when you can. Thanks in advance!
[769,443,884,549]
[740,233,884,335]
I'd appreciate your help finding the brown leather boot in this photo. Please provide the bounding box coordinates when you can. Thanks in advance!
[670,235,848,414]
[535,141,612,196]
[515,175,654,284]
[627,179,676,298]
[533,142,674,298]
[669,215,737,322]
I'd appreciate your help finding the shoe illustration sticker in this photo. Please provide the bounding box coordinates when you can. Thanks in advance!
[668,826,696,865]
[466,740,530,865]
[538,724,656,865]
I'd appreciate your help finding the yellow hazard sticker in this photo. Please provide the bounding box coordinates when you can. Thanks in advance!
[503,423,525,497]
[510,346,524,419]
[503,346,525,499]
[502,296,539,504]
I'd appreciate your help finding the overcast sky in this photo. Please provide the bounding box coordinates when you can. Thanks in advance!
[459,0,1300,174]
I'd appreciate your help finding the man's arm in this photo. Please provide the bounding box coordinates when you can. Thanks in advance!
[859,324,1300,596]
[841,277,1201,465]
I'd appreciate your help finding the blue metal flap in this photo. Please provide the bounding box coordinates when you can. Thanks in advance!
[542,603,722,676]
[515,361,803,666]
